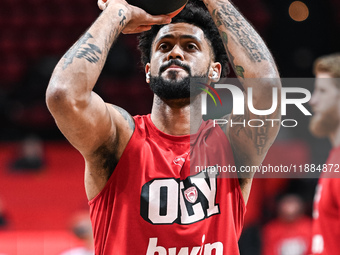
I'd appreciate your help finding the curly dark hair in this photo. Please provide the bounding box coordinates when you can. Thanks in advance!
[138,1,230,77]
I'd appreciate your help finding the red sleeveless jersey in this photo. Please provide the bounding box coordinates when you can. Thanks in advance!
[89,115,246,255]
[312,147,340,255]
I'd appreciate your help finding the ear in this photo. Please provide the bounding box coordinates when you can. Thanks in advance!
[145,63,151,84]
[208,62,222,83]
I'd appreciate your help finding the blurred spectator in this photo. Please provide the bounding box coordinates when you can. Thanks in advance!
[59,211,94,255]
[262,194,312,255]
[309,53,340,255]
[239,179,290,255]
[9,134,44,172]
[0,197,9,229]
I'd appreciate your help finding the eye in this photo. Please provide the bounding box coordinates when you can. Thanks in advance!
[158,43,170,51]
[186,43,198,51]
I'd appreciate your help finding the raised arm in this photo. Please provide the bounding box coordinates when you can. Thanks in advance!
[46,0,171,199]
[204,0,281,202]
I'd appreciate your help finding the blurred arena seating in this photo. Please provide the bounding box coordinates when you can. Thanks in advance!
[0,142,88,254]
[0,0,155,141]
[0,231,86,255]
[0,142,87,230]
[1,0,339,253]
[0,0,99,85]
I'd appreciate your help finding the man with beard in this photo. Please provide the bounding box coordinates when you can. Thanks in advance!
[46,0,280,254]
[310,53,340,255]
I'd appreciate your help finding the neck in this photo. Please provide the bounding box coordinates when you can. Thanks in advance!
[329,124,340,147]
[150,95,202,135]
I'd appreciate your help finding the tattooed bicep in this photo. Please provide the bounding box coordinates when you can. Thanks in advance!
[112,105,135,131]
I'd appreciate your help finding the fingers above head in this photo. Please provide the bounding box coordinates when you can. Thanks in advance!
[122,25,152,34]
[136,25,153,33]
[97,0,108,11]
[142,14,171,26]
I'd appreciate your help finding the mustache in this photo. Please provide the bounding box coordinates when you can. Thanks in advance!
[159,59,191,75]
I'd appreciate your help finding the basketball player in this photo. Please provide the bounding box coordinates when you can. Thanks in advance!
[310,53,340,255]
[46,0,281,254]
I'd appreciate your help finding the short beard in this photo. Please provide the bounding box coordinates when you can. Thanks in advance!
[149,75,198,100]
[149,58,211,100]
[149,73,210,100]
[309,106,340,138]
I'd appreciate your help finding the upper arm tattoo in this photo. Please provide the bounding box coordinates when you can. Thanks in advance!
[220,30,245,78]
[112,105,135,131]
[230,107,278,156]
[211,1,274,65]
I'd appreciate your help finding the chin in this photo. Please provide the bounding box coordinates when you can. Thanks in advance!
[150,74,206,100]
[163,77,186,84]
[165,70,189,80]
[309,112,339,138]
[309,117,327,138]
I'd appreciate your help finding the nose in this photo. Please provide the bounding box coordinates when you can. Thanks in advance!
[167,45,184,61]
[309,91,317,107]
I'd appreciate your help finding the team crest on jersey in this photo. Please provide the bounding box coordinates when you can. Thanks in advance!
[173,152,189,167]
[184,187,198,203]
[173,157,185,166]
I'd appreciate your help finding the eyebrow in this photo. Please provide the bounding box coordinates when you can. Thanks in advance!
[155,34,203,45]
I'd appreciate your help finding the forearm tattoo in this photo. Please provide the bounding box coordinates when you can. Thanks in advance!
[63,32,102,70]
[212,1,274,65]
[98,9,127,70]
[118,9,127,26]
[63,9,127,70]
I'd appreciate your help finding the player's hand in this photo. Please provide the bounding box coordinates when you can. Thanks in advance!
[97,0,172,34]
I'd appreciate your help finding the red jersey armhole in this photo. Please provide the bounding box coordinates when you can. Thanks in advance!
[236,178,247,216]
[234,177,247,238]
[88,120,139,206]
